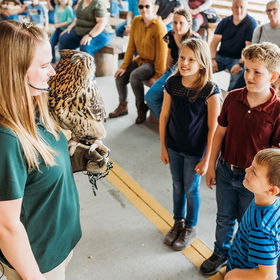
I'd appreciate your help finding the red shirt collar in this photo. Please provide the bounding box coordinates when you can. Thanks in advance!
[236,87,278,113]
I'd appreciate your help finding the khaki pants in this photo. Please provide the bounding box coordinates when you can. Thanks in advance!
[0,251,73,280]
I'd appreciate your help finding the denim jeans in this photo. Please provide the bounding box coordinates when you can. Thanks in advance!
[168,148,201,228]
[216,54,243,91]
[59,28,113,57]
[116,21,126,37]
[50,28,63,63]
[48,10,55,24]
[214,158,253,258]
[116,61,154,106]
[145,67,175,119]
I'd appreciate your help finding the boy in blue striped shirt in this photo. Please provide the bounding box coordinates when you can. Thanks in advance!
[225,148,280,280]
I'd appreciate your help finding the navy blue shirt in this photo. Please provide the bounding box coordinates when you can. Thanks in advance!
[165,75,221,157]
[155,0,180,20]
[215,15,257,58]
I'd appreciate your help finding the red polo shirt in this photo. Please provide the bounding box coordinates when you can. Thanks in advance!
[218,87,280,169]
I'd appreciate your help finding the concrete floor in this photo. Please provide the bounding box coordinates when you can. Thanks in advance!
[1,72,229,280]
[66,72,230,280]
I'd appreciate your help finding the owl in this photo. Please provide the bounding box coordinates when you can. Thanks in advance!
[48,49,110,174]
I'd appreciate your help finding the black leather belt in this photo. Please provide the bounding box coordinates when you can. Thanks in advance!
[220,158,245,173]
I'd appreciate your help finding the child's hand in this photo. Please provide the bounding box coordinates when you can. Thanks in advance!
[161,147,169,165]
[195,159,208,176]
[205,165,216,189]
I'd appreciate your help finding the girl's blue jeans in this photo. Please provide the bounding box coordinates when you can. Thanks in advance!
[168,148,201,228]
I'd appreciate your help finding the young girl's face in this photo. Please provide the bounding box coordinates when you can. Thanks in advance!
[173,14,191,36]
[178,46,201,78]
[272,78,280,97]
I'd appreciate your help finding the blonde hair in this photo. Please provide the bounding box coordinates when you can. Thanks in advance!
[242,42,280,73]
[173,38,212,96]
[255,148,280,188]
[0,21,60,170]
[173,8,193,40]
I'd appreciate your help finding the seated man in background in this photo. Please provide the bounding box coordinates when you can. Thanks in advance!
[210,0,257,91]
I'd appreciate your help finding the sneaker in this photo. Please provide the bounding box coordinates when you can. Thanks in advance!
[199,253,227,276]
[172,227,197,251]
[163,219,185,246]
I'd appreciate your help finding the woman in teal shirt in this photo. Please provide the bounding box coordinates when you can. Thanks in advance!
[0,21,81,280]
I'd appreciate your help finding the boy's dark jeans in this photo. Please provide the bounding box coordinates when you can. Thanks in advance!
[213,158,254,259]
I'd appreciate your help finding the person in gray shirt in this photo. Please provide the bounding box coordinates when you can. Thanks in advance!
[252,0,280,46]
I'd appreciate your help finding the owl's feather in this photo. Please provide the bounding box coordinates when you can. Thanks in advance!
[48,49,106,141]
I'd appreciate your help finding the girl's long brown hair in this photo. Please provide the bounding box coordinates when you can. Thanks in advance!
[0,21,60,170]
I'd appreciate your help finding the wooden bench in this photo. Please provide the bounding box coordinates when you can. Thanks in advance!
[95,36,129,77]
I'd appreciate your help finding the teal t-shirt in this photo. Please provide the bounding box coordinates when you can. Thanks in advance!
[0,122,82,273]
[55,5,75,30]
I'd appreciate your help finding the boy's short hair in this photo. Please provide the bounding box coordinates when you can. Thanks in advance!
[255,148,280,189]
[242,42,280,73]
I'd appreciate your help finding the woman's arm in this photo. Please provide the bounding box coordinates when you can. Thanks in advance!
[195,93,220,176]
[0,199,45,280]
[210,34,222,72]
[159,91,171,165]
[152,24,168,80]
[80,16,107,45]
[165,49,174,71]
[60,18,76,35]
[120,17,137,69]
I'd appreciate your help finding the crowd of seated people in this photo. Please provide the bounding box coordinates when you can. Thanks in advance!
[0,1,279,279]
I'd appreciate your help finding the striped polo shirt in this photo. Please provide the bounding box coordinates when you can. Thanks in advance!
[227,198,280,271]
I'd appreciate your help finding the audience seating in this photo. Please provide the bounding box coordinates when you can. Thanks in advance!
[95,36,129,77]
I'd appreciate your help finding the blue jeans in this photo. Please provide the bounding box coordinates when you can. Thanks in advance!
[168,148,201,227]
[48,10,55,24]
[214,158,253,258]
[145,67,174,119]
[59,28,113,57]
[116,21,126,37]
[216,54,243,91]
[50,28,63,63]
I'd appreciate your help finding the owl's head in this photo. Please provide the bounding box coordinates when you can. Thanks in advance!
[56,49,95,79]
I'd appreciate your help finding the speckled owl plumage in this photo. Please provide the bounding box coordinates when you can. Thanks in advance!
[48,50,110,175]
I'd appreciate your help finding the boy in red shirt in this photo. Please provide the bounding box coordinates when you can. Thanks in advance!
[200,42,280,276]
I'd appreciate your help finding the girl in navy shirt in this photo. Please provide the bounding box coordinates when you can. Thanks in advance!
[160,38,221,251]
